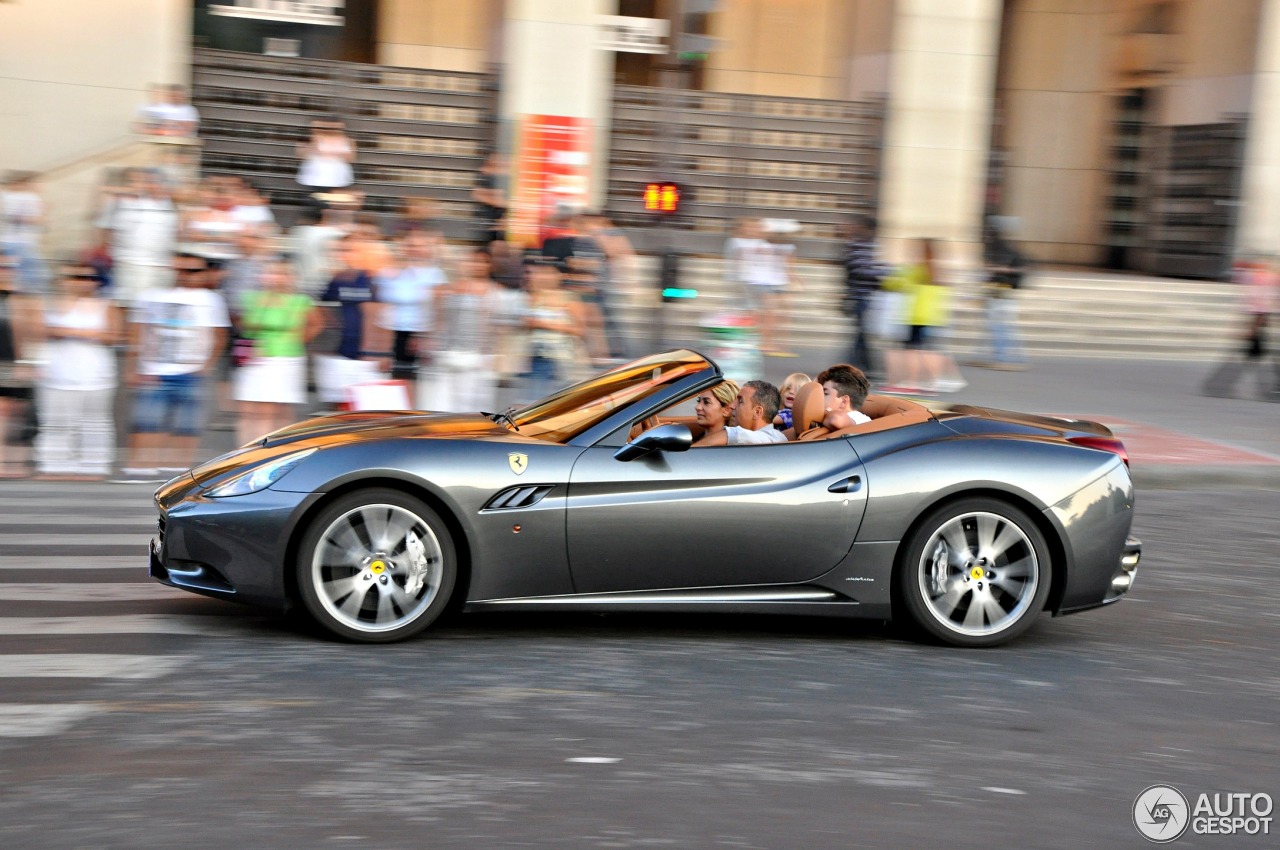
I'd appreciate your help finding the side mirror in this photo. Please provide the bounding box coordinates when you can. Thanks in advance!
[613,423,693,462]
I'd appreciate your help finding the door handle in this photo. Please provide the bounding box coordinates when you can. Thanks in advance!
[828,475,862,494]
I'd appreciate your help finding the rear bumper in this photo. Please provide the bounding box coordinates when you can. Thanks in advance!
[1049,461,1141,614]
[1102,536,1142,604]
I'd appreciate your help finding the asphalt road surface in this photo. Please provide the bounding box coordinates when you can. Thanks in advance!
[0,482,1276,849]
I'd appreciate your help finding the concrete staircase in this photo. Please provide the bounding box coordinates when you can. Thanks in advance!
[608,256,1243,361]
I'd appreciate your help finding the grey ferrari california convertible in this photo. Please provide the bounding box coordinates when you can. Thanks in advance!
[150,349,1141,647]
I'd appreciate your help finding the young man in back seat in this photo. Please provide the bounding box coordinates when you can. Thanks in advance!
[818,364,872,431]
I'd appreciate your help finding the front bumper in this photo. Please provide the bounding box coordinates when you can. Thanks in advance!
[150,480,322,611]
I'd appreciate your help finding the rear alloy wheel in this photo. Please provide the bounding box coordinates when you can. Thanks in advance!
[898,498,1052,647]
[297,489,456,643]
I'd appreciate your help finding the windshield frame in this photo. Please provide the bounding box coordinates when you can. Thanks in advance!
[508,350,720,445]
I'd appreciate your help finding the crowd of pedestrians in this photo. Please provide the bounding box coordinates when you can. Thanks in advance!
[0,143,641,480]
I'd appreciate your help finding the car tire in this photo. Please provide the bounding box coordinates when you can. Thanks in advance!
[896,497,1052,648]
[296,488,457,643]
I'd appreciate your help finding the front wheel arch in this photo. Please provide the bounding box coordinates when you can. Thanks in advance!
[283,476,472,618]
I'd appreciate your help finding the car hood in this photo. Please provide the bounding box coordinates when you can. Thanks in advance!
[260,410,512,447]
[187,411,520,488]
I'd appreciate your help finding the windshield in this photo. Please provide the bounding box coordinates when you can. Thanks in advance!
[511,350,713,442]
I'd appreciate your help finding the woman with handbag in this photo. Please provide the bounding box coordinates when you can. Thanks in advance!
[233,260,322,444]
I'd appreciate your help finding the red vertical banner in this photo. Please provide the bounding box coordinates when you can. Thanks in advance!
[509,115,592,247]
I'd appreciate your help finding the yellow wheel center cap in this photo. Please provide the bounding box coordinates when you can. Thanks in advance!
[970,566,985,580]
[371,560,387,574]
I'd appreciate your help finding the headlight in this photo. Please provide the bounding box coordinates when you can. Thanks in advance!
[204,448,316,498]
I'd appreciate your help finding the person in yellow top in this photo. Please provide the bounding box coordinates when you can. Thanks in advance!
[881,238,963,394]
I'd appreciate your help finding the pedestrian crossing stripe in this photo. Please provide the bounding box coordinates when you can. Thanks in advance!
[0,654,190,679]
[0,704,101,738]
[0,615,230,636]
[0,583,194,602]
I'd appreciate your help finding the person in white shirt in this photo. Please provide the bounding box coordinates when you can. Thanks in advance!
[119,254,230,479]
[157,84,200,137]
[35,263,122,479]
[110,168,178,305]
[723,217,797,356]
[1,171,49,294]
[297,118,355,191]
[817,363,873,431]
[695,380,789,447]
[229,178,277,235]
[376,228,447,381]
[286,206,344,297]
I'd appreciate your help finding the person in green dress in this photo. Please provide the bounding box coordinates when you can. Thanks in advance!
[233,259,323,444]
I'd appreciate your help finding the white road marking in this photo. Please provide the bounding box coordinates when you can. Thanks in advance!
[566,757,622,764]
[0,704,101,737]
[0,556,147,570]
[0,583,190,602]
[0,615,228,636]
[0,535,150,546]
[0,654,190,679]
[982,787,1027,795]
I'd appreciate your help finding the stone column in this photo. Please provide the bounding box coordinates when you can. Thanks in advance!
[501,0,617,242]
[877,0,1002,264]
[1237,0,1280,256]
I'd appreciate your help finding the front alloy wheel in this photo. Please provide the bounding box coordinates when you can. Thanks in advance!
[898,498,1052,647]
[297,489,457,643]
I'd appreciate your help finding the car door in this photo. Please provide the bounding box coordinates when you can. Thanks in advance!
[565,438,867,593]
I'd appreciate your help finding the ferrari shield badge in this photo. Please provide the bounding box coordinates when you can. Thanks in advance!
[508,452,529,475]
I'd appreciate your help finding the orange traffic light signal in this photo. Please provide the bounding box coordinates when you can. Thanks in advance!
[644,182,681,214]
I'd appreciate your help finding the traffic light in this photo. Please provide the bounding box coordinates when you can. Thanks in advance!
[643,181,681,215]
[659,249,697,301]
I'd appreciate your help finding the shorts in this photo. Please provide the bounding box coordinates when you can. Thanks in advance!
[132,372,205,436]
[904,325,932,350]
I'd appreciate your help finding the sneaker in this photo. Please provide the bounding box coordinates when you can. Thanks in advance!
[932,378,969,393]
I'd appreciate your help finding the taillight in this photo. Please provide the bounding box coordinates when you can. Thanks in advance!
[1067,435,1129,468]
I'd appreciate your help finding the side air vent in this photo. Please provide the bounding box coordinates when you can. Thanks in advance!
[483,485,555,511]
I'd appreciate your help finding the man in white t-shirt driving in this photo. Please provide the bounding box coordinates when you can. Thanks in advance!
[694,379,788,446]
